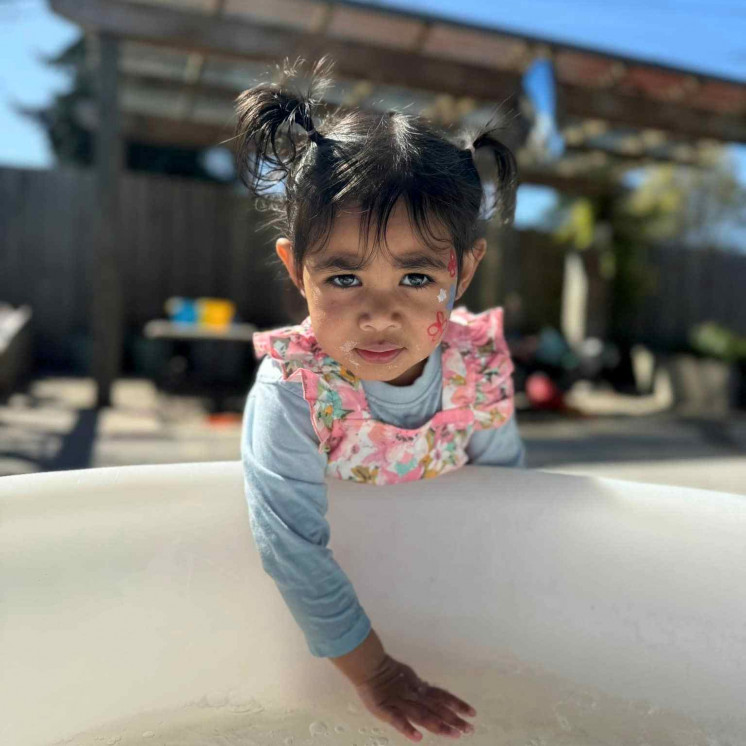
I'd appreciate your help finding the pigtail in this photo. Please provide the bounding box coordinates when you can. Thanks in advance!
[473,132,518,225]
[233,57,333,195]
[462,116,519,226]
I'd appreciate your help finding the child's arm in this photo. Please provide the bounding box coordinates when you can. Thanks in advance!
[241,368,372,658]
[467,412,526,467]
[329,626,387,683]
[242,363,478,742]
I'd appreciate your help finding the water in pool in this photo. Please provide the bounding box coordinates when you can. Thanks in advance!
[51,652,742,746]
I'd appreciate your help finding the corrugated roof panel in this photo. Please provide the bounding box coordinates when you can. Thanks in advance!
[120,86,186,119]
[190,95,242,125]
[123,0,216,13]
[224,0,328,32]
[421,24,529,71]
[688,81,746,114]
[201,57,274,91]
[120,42,191,81]
[554,51,619,88]
[325,6,424,49]
[617,67,694,101]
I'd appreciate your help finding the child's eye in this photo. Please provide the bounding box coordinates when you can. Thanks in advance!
[401,273,434,289]
[327,273,434,289]
[327,274,360,288]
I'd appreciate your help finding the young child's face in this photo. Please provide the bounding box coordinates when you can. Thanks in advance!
[277,201,485,386]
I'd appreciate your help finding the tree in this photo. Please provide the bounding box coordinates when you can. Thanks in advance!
[17,35,229,182]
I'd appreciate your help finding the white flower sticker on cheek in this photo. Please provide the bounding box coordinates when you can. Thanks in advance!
[437,288,447,303]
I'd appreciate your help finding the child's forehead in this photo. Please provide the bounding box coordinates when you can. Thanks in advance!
[307,205,453,271]
[308,242,451,273]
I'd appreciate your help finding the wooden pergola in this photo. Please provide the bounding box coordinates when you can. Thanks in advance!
[50,0,746,407]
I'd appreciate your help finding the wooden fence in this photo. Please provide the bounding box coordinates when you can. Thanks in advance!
[0,166,295,372]
[1,165,744,374]
[626,244,746,350]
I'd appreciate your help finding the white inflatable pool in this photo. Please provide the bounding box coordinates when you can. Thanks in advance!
[2,463,745,746]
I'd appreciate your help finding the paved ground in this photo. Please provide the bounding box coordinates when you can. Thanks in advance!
[1,375,745,496]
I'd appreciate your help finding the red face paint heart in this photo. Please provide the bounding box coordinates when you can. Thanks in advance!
[448,252,457,278]
[427,311,447,341]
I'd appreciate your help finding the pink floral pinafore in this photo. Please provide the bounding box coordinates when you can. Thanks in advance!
[252,306,515,486]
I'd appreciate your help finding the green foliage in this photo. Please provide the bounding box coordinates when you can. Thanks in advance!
[552,197,595,250]
[690,322,746,363]
[548,155,746,343]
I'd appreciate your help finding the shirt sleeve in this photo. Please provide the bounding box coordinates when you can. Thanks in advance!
[240,362,372,658]
[466,413,527,468]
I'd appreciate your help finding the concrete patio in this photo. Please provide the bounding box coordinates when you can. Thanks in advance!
[1,375,744,496]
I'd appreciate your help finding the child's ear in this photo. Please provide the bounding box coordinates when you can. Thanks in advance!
[456,239,487,299]
[275,238,306,298]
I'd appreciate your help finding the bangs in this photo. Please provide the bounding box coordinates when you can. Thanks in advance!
[303,192,457,270]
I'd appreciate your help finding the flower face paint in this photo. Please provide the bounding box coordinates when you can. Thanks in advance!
[427,311,447,342]
[437,288,447,303]
[448,251,457,278]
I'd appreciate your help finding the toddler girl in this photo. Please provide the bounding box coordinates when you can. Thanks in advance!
[238,59,525,742]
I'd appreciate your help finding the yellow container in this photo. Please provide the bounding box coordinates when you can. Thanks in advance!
[196,298,235,328]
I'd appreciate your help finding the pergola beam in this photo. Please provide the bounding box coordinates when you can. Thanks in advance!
[77,109,617,195]
[52,0,746,143]
[51,0,523,109]
[556,86,746,145]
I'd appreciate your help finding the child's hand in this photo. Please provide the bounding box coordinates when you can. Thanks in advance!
[353,653,477,742]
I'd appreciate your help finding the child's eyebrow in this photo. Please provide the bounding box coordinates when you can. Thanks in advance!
[312,252,450,273]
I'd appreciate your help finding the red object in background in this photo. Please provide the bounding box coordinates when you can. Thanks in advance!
[526,372,566,410]
[206,413,243,426]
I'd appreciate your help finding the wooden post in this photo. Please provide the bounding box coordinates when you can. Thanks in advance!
[92,33,123,408]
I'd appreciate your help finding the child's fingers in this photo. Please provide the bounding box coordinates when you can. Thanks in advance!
[419,696,475,735]
[424,685,478,717]
[399,700,463,739]
[382,704,423,742]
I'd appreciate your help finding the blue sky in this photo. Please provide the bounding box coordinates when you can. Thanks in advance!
[2,0,745,229]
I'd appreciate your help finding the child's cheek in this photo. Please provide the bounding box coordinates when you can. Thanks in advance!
[312,291,346,319]
[426,311,447,342]
[446,283,457,311]
[435,283,457,311]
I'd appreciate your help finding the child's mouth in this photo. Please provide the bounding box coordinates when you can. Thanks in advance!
[355,347,403,364]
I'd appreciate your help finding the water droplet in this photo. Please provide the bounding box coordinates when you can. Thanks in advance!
[106,738,121,745]
[207,693,228,708]
[334,724,347,733]
[371,728,384,736]
[228,697,265,714]
[309,721,328,737]
[142,733,155,739]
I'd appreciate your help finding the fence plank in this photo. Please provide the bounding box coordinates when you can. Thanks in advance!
[2,165,745,371]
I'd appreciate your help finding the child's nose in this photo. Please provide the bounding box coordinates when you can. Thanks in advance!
[359,311,401,333]
[358,296,402,332]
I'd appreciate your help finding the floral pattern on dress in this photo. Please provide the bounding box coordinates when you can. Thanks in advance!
[253,306,515,486]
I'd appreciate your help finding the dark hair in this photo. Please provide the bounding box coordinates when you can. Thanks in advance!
[233,57,518,279]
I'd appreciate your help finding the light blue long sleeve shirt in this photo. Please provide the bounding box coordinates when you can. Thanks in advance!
[240,344,526,658]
